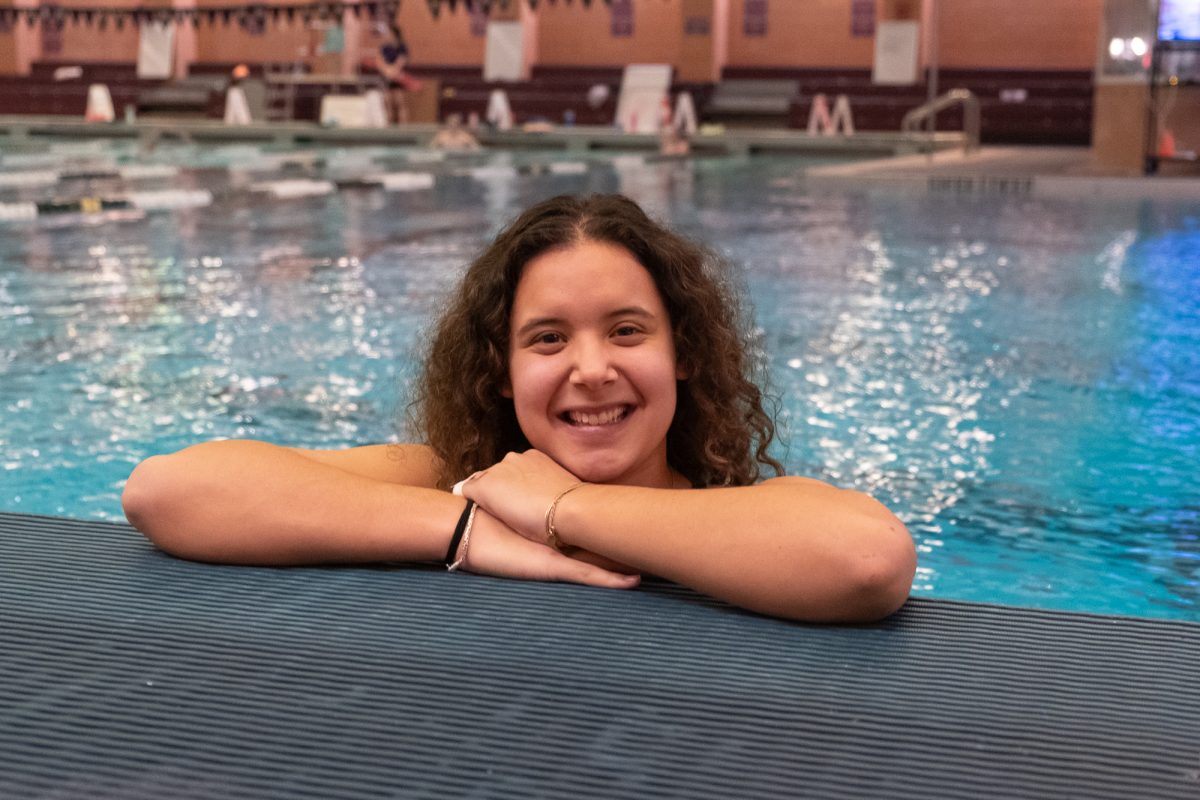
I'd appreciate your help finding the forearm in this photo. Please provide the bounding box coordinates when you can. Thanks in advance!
[554,477,916,622]
[122,440,458,565]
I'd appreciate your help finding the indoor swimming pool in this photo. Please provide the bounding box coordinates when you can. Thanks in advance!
[1,138,1197,620]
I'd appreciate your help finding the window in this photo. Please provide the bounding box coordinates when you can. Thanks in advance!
[611,0,633,38]
[470,3,487,37]
[744,0,767,37]
[851,0,875,38]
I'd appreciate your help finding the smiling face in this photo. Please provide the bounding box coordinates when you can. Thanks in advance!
[506,238,684,488]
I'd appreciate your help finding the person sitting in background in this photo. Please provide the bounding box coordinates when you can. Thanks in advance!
[430,114,481,152]
[659,123,690,157]
[658,96,690,156]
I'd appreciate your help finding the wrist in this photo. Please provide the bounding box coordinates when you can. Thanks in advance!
[544,482,587,550]
[445,498,475,569]
[546,482,603,550]
[377,487,478,562]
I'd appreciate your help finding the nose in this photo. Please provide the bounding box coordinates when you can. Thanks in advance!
[569,336,617,388]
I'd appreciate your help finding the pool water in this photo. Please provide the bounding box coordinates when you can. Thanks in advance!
[1,140,1198,620]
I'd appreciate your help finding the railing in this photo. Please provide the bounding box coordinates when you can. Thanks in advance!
[901,88,980,154]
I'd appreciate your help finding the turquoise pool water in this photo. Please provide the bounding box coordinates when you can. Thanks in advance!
[1,139,1197,620]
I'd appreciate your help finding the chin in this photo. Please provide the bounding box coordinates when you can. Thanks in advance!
[565,454,667,487]
[560,460,625,485]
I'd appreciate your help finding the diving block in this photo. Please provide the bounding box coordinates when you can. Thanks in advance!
[673,91,698,135]
[85,84,115,123]
[486,89,514,131]
[224,87,252,126]
[807,93,855,136]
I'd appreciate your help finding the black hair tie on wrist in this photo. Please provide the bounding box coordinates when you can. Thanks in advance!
[445,499,475,565]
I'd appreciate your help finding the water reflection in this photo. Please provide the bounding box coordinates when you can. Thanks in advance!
[720,187,1200,617]
[1,149,1197,620]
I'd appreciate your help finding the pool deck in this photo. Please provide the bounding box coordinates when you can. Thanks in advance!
[4,113,1199,202]
[0,113,966,158]
[2,511,1198,799]
[804,145,1200,200]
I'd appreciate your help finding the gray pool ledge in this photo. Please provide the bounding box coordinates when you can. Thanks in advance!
[2,511,1197,799]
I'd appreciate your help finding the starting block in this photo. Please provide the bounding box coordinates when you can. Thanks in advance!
[806,93,855,136]
[224,86,252,125]
[486,89,514,130]
[85,84,115,123]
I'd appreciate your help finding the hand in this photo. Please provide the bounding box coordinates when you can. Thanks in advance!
[460,507,639,590]
[456,450,580,546]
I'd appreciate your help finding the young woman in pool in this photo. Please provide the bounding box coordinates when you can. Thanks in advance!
[122,194,916,622]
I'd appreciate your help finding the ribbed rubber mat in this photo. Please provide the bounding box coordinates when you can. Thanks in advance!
[1,511,1197,799]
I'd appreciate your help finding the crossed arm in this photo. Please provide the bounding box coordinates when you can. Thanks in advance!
[122,441,916,622]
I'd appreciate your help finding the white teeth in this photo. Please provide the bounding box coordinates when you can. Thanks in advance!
[568,407,627,426]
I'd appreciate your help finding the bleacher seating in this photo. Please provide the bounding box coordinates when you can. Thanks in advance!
[705,79,799,127]
[720,66,1090,144]
[28,61,140,84]
[137,76,225,118]
[0,75,139,116]
[425,64,623,127]
[940,68,1092,144]
[0,59,1091,144]
[1,64,142,117]
[2,61,220,119]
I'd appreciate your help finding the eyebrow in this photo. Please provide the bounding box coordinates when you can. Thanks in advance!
[514,306,655,338]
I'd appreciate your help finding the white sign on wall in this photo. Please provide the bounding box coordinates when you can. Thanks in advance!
[872,20,920,85]
[484,21,525,82]
[137,21,175,80]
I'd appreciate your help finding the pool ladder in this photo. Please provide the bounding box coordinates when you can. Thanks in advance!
[902,89,980,155]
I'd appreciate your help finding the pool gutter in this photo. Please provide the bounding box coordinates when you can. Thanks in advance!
[0,113,966,158]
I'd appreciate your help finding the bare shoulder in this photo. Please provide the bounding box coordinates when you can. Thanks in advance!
[758,475,840,491]
[288,443,442,487]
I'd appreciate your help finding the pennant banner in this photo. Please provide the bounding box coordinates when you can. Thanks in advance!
[0,0,629,28]
[4,0,402,28]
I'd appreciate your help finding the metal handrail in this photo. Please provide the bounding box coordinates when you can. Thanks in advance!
[901,88,980,154]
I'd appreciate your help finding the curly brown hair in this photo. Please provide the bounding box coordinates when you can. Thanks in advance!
[412,193,783,489]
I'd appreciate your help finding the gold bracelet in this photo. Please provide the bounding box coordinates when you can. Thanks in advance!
[544,482,586,552]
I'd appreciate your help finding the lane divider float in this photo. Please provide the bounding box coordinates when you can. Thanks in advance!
[251,179,336,199]
[0,189,213,222]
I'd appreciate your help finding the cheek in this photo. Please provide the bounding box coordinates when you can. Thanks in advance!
[508,356,556,411]
[632,355,680,412]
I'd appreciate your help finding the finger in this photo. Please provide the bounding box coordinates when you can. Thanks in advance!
[570,566,641,590]
[563,547,639,574]
[548,552,641,590]
[460,512,638,588]
[452,470,485,497]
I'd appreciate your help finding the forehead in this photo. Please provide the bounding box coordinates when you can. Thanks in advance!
[512,240,667,317]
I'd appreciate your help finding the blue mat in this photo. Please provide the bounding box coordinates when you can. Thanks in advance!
[1,512,1197,799]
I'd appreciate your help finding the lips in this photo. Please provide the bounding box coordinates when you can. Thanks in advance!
[561,404,632,426]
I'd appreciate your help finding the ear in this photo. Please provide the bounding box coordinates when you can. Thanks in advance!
[675,353,691,381]
[500,378,513,398]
